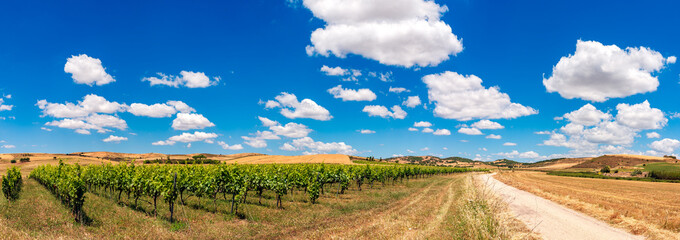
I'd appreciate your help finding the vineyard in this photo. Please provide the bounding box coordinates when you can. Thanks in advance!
[27,160,485,223]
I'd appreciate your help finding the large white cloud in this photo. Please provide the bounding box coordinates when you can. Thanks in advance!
[543,40,675,102]
[265,93,332,121]
[303,0,462,67]
[171,113,215,131]
[562,103,611,126]
[615,101,667,130]
[423,71,537,121]
[280,136,357,155]
[362,105,407,119]
[64,54,115,86]
[649,138,680,153]
[327,85,377,101]
[143,71,219,88]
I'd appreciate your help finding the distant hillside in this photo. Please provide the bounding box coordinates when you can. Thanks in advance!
[382,155,518,168]
[571,155,676,169]
[522,157,592,170]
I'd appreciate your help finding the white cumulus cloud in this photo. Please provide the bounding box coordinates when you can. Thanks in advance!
[647,132,661,139]
[458,127,482,135]
[218,141,244,150]
[128,103,177,118]
[471,120,504,130]
[279,136,357,155]
[615,100,667,130]
[143,71,219,88]
[389,87,409,93]
[362,105,407,119]
[563,103,611,126]
[154,131,218,146]
[543,40,674,102]
[0,97,13,111]
[423,71,537,121]
[303,0,463,67]
[413,121,432,127]
[403,96,421,108]
[486,134,502,139]
[320,65,349,76]
[103,135,128,143]
[171,113,215,131]
[265,93,332,121]
[433,129,451,135]
[64,54,115,86]
[327,85,377,101]
[650,138,680,153]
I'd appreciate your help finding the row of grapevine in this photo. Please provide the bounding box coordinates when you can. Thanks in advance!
[31,162,485,223]
[30,161,87,222]
[2,166,22,202]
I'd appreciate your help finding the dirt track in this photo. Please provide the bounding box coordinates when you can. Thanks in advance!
[477,173,644,240]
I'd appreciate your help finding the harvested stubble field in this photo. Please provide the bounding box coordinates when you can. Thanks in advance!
[495,171,680,240]
[0,170,534,239]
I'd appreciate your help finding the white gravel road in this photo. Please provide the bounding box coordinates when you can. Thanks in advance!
[476,173,645,240]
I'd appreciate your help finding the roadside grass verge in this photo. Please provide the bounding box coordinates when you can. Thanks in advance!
[496,171,680,240]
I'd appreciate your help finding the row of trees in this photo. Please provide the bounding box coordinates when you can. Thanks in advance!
[31,162,484,223]
[30,161,87,222]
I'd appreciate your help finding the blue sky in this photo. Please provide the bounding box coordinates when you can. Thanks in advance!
[1,0,679,161]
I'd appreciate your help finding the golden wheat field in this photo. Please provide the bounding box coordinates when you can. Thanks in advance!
[495,171,680,240]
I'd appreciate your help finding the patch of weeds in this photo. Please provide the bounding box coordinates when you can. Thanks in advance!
[170,221,187,232]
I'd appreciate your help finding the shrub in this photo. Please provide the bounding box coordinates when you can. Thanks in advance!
[649,170,680,180]
[20,157,30,163]
[631,170,643,176]
[10,160,16,163]
[600,165,611,173]
[2,166,22,201]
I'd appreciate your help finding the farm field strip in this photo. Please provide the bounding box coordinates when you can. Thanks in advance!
[495,171,680,240]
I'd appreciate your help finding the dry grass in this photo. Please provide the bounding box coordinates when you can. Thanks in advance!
[495,171,680,240]
[0,155,115,176]
[609,154,669,161]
